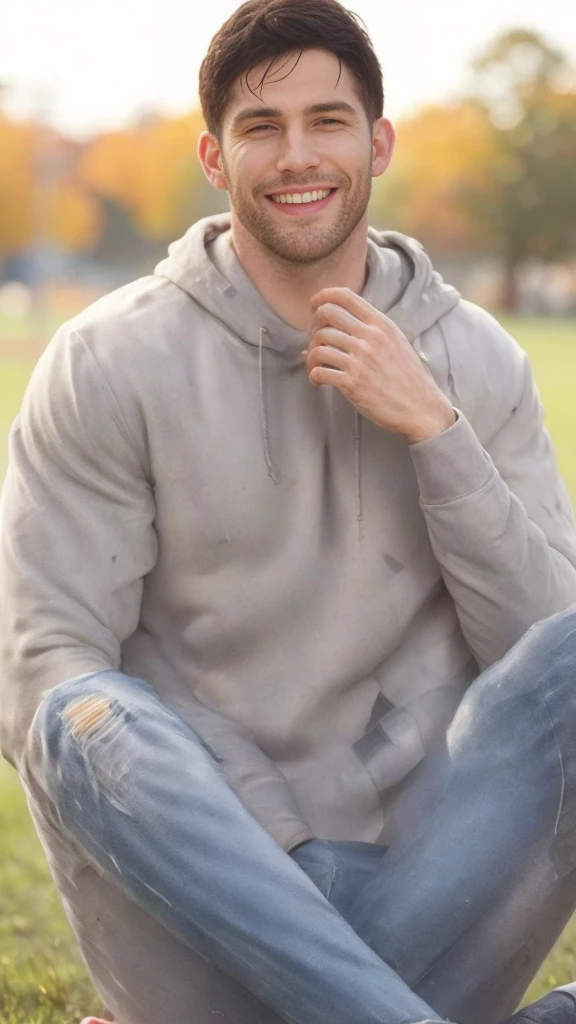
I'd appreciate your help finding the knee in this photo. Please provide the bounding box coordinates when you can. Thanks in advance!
[30,673,123,759]
[23,671,155,813]
[448,607,576,757]
[489,605,576,712]
[522,607,576,708]
[19,676,114,835]
[23,672,161,839]
[26,670,221,795]
[524,604,576,653]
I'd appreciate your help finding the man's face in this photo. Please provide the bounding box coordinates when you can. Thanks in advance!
[216,49,377,263]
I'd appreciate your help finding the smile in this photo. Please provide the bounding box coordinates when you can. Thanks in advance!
[270,188,333,204]
[265,188,337,215]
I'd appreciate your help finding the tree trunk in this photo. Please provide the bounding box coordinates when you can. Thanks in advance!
[501,253,520,312]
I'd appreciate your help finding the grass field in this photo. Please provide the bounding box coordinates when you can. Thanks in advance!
[0,315,575,1023]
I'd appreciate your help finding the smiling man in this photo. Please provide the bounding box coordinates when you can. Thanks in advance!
[3,3,576,1024]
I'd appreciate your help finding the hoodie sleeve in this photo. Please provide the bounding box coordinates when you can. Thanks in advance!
[408,309,576,669]
[0,327,313,852]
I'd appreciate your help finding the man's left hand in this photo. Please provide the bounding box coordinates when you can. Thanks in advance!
[305,287,456,445]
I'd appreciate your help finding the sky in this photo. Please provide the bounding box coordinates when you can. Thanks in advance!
[1,0,575,138]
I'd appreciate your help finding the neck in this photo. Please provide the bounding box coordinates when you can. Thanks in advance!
[229,212,370,331]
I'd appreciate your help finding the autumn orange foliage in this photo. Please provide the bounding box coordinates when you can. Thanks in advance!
[371,102,498,255]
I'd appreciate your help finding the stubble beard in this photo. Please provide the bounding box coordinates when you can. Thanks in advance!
[225,162,373,265]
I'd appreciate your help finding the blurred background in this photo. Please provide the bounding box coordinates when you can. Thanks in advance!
[0,1,575,1020]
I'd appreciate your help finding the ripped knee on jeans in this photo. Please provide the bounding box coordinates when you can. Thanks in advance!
[62,695,116,739]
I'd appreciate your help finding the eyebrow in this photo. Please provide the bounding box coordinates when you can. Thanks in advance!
[230,101,358,130]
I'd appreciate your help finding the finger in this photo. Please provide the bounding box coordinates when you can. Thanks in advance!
[311,287,381,326]
[309,365,348,388]
[307,326,354,354]
[310,302,365,337]
[307,344,350,373]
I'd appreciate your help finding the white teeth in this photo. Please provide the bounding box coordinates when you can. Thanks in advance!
[270,188,332,205]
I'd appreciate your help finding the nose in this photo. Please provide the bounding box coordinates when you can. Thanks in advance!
[275,127,321,175]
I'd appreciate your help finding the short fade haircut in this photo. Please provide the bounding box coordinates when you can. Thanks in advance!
[199,0,384,139]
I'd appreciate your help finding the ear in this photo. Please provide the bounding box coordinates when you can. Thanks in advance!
[198,131,228,191]
[371,117,395,178]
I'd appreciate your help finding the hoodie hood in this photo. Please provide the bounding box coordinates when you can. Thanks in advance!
[154,212,460,356]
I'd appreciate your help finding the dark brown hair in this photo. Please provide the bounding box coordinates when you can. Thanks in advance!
[198,0,384,138]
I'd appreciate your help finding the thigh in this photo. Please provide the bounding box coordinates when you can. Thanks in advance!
[28,794,284,1024]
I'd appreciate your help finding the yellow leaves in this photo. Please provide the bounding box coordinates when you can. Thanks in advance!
[77,110,207,240]
[47,181,101,253]
[0,118,101,256]
[77,129,146,207]
[373,102,498,255]
[0,108,208,256]
[0,116,35,255]
[133,112,206,239]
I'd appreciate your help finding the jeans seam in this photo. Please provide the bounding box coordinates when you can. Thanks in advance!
[536,679,566,877]
[325,846,338,903]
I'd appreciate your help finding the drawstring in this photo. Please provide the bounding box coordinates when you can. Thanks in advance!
[258,328,280,484]
[354,410,364,542]
[258,327,364,541]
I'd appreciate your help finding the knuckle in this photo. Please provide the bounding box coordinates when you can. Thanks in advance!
[354,336,371,356]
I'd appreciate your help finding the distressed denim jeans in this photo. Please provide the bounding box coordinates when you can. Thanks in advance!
[21,607,576,1024]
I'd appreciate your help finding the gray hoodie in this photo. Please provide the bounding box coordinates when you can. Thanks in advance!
[2,212,576,850]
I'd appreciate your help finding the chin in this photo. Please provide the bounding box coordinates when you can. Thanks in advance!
[272,237,349,264]
[259,223,350,264]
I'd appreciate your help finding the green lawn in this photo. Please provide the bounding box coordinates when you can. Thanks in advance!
[0,316,575,1022]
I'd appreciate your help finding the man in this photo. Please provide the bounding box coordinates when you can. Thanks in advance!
[2,1,576,1023]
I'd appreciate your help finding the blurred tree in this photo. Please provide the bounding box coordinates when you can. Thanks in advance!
[47,179,101,253]
[0,115,100,261]
[470,30,576,309]
[78,110,221,243]
[90,197,158,269]
[370,102,497,257]
[0,116,35,257]
[76,129,146,213]
[372,29,576,311]
[135,112,219,239]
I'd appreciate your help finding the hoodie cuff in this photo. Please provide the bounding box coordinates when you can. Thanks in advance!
[408,410,495,506]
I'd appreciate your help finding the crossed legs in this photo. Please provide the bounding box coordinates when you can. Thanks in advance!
[20,607,576,1024]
